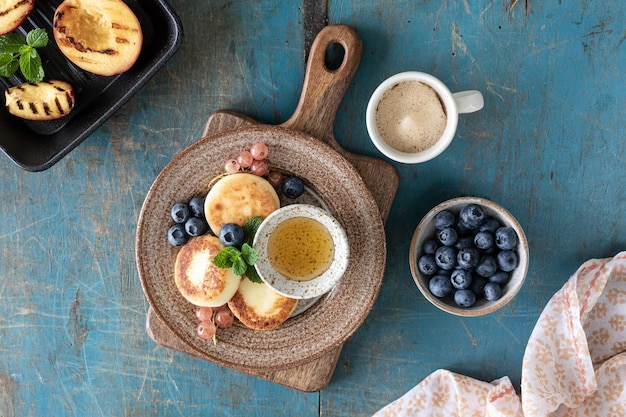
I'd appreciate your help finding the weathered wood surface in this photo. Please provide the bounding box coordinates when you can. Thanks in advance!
[1,0,625,416]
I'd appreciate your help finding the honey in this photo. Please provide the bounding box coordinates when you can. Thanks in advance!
[267,216,335,281]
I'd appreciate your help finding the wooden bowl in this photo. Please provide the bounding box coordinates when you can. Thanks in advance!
[409,197,529,316]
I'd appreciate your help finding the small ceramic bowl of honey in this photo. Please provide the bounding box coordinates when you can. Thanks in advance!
[253,204,350,300]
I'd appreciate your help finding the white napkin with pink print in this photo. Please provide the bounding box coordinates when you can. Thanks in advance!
[372,251,626,417]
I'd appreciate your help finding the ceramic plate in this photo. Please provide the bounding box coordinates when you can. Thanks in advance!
[136,125,386,372]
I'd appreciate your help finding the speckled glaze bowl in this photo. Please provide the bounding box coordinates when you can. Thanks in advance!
[409,197,529,316]
[135,125,386,372]
[254,204,350,300]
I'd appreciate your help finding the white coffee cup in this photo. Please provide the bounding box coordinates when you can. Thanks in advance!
[366,71,484,164]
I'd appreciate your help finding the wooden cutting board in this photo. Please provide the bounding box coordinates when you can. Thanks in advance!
[146,110,397,391]
[145,25,399,392]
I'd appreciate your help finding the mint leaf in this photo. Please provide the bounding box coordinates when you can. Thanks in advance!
[212,217,264,278]
[26,28,48,49]
[245,265,263,283]
[212,246,240,269]
[212,246,250,276]
[232,257,247,276]
[243,216,263,246]
[0,30,46,81]
[19,44,31,56]
[240,243,258,266]
[19,50,43,83]
[0,33,26,54]
[0,54,19,77]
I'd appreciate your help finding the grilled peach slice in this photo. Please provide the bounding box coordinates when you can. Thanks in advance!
[52,0,142,76]
[0,0,35,35]
[5,80,75,120]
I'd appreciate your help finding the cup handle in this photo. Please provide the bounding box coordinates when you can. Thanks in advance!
[452,90,484,114]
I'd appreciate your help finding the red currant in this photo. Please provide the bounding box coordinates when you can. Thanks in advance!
[266,171,284,187]
[197,320,216,340]
[195,306,213,322]
[250,142,269,160]
[215,309,234,328]
[250,159,269,176]
[225,159,240,174]
[236,150,254,168]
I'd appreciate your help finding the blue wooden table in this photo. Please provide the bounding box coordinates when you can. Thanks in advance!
[1,1,625,415]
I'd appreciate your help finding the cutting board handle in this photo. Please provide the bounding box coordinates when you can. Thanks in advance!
[280,24,362,152]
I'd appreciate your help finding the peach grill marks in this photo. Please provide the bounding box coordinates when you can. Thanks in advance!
[0,0,31,17]
[10,82,73,117]
[54,37,133,55]
[54,33,120,55]
[54,8,138,55]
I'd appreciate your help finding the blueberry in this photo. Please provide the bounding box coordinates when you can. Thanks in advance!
[455,217,472,235]
[471,276,487,297]
[459,203,485,230]
[479,217,501,234]
[185,217,208,237]
[434,210,455,230]
[489,270,510,286]
[281,176,305,199]
[495,227,518,250]
[455,236,475,250]
[454,289,477,308]
[436,269,452,278]
[451,268,472,290]
[429,275,453,298]
[171,203,190,223]
[219,223,245,247]
[188,196,205,218]
[418,255,437,276]
[497,250,518,272]
[423,239,439,255]
[457,246,480,270]
[474,231,495,252]
[437,227,458,246]
[475,255,498,277]
[484,283,503,301]
[168,224,189,246]
[434,246,458,270]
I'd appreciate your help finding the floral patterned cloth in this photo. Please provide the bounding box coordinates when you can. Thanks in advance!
[371,370,523,417]
[372,252,626,417]
[522,251,626,417]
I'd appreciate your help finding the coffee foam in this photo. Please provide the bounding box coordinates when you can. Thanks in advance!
[374,80,447,153]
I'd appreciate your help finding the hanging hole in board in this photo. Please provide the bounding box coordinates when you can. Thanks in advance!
[324,42,345,70]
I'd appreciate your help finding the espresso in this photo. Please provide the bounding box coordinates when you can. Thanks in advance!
[374,80,447,153]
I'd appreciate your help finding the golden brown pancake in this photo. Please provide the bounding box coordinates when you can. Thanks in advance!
[228,277,297,330]
[174,235,241,307]
[204,173,280,235]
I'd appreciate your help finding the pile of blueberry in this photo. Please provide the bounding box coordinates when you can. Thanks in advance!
[165,175,305,249]
[417,203,520,308]
[167,196,210,247]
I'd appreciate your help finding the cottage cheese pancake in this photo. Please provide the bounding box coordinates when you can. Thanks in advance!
[174,235,241,307]
[228,277,297,330]
[204,173,280,235]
